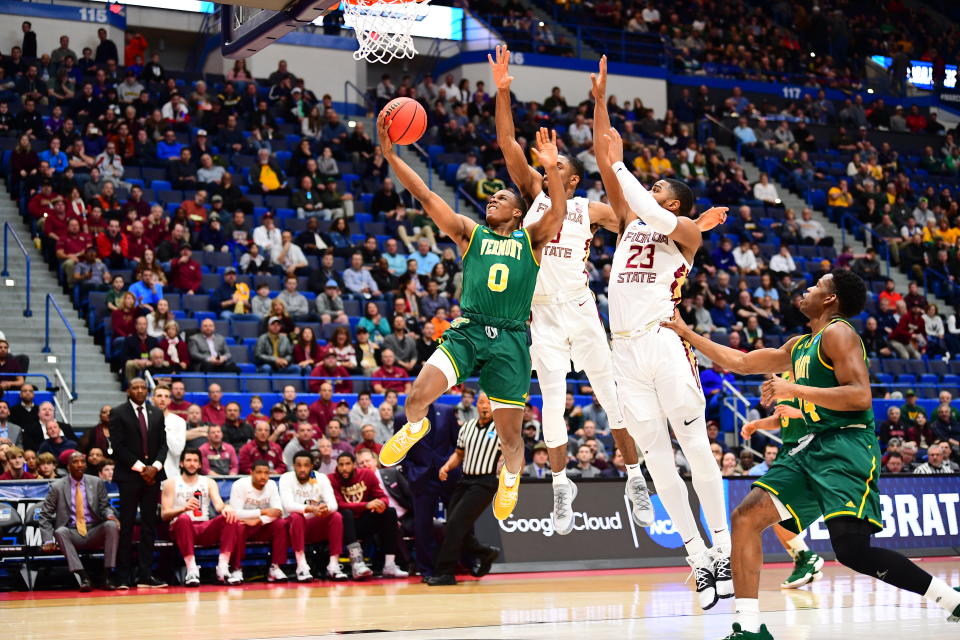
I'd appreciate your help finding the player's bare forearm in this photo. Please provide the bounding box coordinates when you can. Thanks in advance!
[776,380,872,412]
[591,56,629,228]
[528,128,566,250]
[663,312,795,375]
[749,415,781,432]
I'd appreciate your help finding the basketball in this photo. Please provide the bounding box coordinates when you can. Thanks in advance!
[381,97,427,145]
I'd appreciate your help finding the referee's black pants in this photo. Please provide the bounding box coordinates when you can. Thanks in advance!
[434,474,497,575]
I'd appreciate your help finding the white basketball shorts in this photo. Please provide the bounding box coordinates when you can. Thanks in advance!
[529,292,612,373]
[612,326,706,421]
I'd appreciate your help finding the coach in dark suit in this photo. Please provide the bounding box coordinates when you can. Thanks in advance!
[38,451,119,591]
[110,378,168,588]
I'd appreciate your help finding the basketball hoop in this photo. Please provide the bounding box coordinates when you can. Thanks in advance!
[342,0,431,64]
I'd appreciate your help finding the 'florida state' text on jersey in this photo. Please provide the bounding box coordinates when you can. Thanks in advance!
[609,217,690,334]
[524,192,593,297]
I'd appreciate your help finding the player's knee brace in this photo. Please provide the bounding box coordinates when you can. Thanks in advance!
[538,370,568,449]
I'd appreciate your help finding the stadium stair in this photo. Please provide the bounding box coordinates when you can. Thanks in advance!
[723,144,952,312]
[0,188,123,426]
[511,0,597,59]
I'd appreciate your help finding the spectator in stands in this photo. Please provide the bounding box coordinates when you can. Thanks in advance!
[0,446,34,479]
[160,447,241,586]
[0,401,22,448]
[308,381,336,428]
[199,424,238,476]
[38,450,119,591]
[372,349,410,394]
[827,179,854,208]
[309,353,352,394]
[382,315,417,373]
[275,231,309,277]
[768,245,798,276]
[851,247,882,281]
[890,304,926,359]
[314,280,349,325]
[568,444,601,478]
[255,316,299,376]
[862,316,893,358]
[250,148,287,195]
[343,252,381,300]
[168,245,201,295]
[210,268,251,320]
[924,304,946,357]
[238,421,286,475]
[275,276,309,321]
[198,384,225,427]
[346,393,376,442]
[252,213,282,262]
[37,417,78,459]
[884,452,907,474]
[733,117,757,147]
[914,444,953,474]
[119,316,157,382]
[188,318,239,373]
[929,406,960,447]
[228,459,289,583]
[329,451,406,577]
[282,421,320,470]
[747,444,779,477]
[0,338,24,397]
[354,422,383,457]
[128,268,163,312]
[292,326,323,377]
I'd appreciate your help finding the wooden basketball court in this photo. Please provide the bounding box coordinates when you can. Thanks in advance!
[5,558,958,639]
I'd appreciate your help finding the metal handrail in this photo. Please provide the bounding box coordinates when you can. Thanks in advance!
[343,80,377,119]
[1,221,32,317]
[52,368,73,425]
[41,294,77,400]
[0,372,53,389]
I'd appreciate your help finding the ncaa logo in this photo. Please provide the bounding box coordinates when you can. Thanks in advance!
[641,494,684,549]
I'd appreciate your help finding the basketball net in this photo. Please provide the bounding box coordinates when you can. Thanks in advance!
[342,0,431,63]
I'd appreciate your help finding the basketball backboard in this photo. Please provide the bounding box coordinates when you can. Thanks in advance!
[217,0,339,59]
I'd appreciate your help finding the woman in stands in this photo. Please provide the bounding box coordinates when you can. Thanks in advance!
[159,320,189,371]
[325,327,358,373]
[358,302,390,344]
[259,298,298,340]
[135,247,167,286]
[301,106,323,141]
[111,292,139,338]
[327,217,353,258]
[226,58,251,83]
[293,326,323,377]
[10,134,38,197]
[146,299,175,338]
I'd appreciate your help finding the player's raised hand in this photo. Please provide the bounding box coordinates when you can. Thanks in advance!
[696,206,729,232]
[488,44,514,90]
[376,111,394,155]
[773,403,803,419]
[591,55,608,102]
[531,127,559,168]
[761,374,794,407]
[603,126,624,165]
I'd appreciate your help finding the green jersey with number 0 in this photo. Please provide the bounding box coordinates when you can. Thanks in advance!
[459,225,540,331]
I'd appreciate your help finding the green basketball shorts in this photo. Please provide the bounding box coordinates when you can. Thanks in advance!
[753,427,883,535]
[434,317,531,407]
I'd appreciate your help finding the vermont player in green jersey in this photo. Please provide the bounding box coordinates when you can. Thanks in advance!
[740,377,823,589]
[377,119,568,521]
[665,270,960,640]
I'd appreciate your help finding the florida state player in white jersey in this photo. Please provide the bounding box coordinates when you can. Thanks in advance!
[594,85,733,611]
[490,46,652,534]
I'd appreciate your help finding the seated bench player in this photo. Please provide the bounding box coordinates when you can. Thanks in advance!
[279,450,348,582]
[229,459,290,583]
[160,448,243,586]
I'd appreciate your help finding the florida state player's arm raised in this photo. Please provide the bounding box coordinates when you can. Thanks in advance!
[489,45,542,201]
[526,128,568,255]
[589,56,631,235]
[378,112,476,253]
[662,310,798,375]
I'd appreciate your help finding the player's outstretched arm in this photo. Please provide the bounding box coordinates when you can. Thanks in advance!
[526,128,567,253]
[378,113,475,250]
[604,127,710,250]
[662,310,797,375]
[589,56,629,234]
[489,45,542,201]
[761,323,872,412]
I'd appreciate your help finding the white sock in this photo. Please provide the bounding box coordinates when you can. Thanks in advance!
[625,463,642,479]
[734,598,761,633]
[787,533,809,555]
[217,553,230,571]
[684,536,708,557]
[503,470,518,488]
[407,419,425,434]
[552,469,568,486]
[328,556,340,571]
[295,551,308,570]
[384,554,396,567]
[924,577,960,613]
[185,556,198,573]
[711,528,732,551]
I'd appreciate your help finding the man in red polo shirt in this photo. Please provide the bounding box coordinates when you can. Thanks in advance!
[372,349,410,394]
[170,245,202,295]
[308,353,352,394]
[201,383,226,426]
[167,380,191,420]
[125,219,152,264]
[43,199,75,248]
[308,382,336,428]
[56,218,92,287]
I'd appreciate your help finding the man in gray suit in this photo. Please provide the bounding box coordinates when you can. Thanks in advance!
[0,400,22,447]
[187,318,240,374]
[38,451,120,591]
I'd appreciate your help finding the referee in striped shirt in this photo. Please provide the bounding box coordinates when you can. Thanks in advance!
[424,392,502,586]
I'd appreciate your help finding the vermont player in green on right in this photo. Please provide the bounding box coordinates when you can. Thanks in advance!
[740,375,824,590]
[377,117,569,522]
[665,270,960,640]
